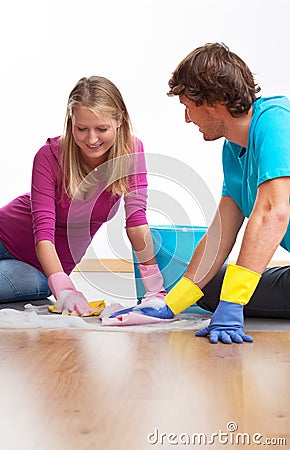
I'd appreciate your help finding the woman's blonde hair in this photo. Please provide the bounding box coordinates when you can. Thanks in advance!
[60,76,134,197]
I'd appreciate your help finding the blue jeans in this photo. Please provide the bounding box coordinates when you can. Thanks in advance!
[0,240,51,302]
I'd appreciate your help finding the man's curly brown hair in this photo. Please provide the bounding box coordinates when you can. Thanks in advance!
[168,43,261,117]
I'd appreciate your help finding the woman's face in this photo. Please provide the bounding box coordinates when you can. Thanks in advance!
[72,107,121,168]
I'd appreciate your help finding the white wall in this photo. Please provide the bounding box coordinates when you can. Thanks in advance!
[1,0,290,261]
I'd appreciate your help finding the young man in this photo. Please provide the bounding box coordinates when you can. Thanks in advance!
[162,42,290,344]
[111,43,290,344]
[110,43,290,344]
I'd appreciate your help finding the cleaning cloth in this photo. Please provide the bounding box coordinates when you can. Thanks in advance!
[48,300,106,316]
[100,301,179,326]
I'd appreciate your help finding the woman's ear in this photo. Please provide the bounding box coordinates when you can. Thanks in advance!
[117,111,124,128]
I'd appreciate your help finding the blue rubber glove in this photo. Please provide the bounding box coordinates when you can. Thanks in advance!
[195,300,253,344]
[109,306,136,317]
[109,299,175,319]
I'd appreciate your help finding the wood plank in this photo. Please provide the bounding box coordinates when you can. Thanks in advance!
[0,329,289,449]
[75,258,134,272]
[75,258,290,272]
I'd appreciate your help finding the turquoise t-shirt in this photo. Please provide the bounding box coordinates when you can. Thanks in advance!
[222,96,290,253]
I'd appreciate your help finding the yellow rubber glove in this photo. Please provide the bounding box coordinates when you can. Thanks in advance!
[221,264,261,305]
[165,276,204,315]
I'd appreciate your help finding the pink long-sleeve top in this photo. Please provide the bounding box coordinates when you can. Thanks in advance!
[0,136,148,274]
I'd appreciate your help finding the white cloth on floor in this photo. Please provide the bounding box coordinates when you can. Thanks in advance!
[0,304,210,332]
[0,308,95,329]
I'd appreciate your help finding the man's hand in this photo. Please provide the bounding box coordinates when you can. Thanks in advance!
[109,299,174,319]
[196,300,253,344]
[109,276,204,319]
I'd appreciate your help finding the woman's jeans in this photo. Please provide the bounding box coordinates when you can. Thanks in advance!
[198,264,290,318]
[0,240,51,302]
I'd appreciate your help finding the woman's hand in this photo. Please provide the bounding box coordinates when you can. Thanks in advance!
[48,272,92,316]
[56,289,93,316]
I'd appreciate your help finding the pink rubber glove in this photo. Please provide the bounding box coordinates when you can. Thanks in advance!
[138,264,167,302]
[48,272,92,316]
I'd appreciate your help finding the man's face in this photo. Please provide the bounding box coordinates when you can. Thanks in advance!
[179,95,226,141]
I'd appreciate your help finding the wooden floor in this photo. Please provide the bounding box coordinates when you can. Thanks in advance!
[0,329,289,450]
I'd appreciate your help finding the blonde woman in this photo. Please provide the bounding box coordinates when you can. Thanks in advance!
[0,76,166,314]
